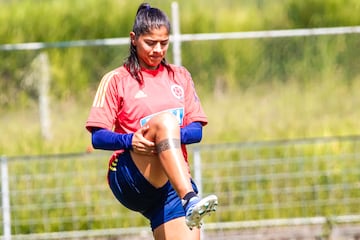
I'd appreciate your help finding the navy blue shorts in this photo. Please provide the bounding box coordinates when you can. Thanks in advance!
[107,150,198,230]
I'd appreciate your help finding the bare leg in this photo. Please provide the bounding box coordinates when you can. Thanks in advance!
[130,112,194,198]
[130,112,218,233]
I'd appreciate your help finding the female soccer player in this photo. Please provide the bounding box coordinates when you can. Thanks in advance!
[86,3,217,239]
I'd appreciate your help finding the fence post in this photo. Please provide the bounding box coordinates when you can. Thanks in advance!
[171,2,182,66]
[37,52,52,140]
[23,52,52,140]
[193,146,203,196]
[1,156,11,240]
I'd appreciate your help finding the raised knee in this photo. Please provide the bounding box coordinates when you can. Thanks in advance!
[151,112,179,129]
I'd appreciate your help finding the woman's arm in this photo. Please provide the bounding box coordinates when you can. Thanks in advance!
[91,128,133,151]
[180,121,203,144]
[91,120,202,151]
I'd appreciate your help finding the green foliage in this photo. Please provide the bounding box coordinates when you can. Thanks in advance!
[1,1,360,234]
[1,0,360,107]
[0,0,359,153]
[286,0,360,27]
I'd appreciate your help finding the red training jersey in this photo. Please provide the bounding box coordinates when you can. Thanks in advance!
[86,64,208,162]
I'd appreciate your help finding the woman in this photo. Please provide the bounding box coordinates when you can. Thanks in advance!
[86,3,217,239]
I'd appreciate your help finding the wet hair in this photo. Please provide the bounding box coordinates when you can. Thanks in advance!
[124,3,174,85]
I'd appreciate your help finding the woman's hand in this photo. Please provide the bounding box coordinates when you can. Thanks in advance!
[132,125,157,155]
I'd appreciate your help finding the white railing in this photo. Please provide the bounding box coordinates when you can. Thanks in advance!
[1,157,11,240]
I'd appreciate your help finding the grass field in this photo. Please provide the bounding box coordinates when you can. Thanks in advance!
[1,76,360,235]
[1,77,359,156]
[203,77,360,143]
[1,0,360,236]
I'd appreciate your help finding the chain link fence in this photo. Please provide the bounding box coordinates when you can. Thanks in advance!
[1,135,360,239]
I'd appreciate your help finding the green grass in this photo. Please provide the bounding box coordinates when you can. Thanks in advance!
[202,77,360,143]
[1,0,360,234]
[195,138,360,223]
[1,76,359,156]
[2,78,360,234]
[1,97,92,156]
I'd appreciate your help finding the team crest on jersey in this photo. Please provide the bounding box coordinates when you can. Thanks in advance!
[171,84,184,99]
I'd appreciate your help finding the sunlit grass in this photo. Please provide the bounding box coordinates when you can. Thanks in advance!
[1,77,359,156]
[1,74,360,234]
[202,77,360,143]
[1,97,91,156]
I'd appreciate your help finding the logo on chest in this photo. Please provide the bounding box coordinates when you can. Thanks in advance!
[171,84,184,100]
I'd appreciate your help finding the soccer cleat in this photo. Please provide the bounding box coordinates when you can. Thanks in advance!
[185,194,218,230]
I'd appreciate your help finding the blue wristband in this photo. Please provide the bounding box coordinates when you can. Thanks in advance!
[180,122,203,144]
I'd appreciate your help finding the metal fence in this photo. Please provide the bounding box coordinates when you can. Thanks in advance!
[2,135,360,240]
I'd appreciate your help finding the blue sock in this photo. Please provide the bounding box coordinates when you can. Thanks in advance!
[182,191,197,209]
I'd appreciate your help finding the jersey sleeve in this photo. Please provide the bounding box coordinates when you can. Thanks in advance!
[86,70,122,132]
[181,67,208,126]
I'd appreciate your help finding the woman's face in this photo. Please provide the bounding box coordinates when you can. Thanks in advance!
[131,25,169,70]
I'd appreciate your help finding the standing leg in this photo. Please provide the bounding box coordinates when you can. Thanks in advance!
[153,217,200,240]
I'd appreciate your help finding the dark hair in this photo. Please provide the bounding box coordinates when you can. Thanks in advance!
[124,3,174,85]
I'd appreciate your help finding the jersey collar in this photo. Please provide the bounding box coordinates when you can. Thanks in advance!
[141,64,165,76]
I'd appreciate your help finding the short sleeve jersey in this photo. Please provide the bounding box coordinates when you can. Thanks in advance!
[86,64,208,161]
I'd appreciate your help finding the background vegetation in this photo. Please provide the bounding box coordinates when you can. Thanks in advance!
[1,0,360,153]
[1,0,360,235]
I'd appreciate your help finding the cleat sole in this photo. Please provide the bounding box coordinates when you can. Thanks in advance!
[185,195,218,230]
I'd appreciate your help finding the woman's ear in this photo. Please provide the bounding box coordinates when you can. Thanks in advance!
[130,32,136,46]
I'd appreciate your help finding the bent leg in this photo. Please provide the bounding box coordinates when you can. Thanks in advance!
[129,112,218,231]
[131,112,194,198]
[153,217,200,240]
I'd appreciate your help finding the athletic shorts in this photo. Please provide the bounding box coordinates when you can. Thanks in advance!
[107,150,198,230]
